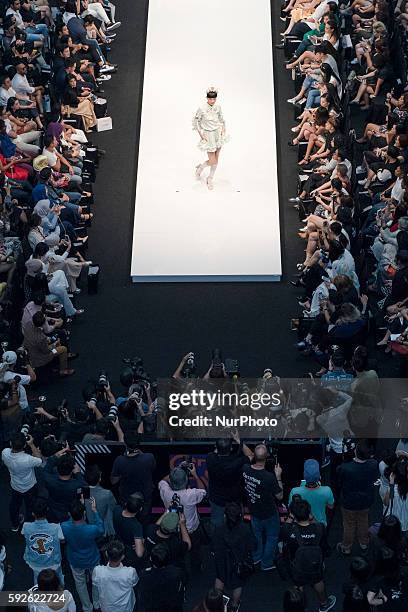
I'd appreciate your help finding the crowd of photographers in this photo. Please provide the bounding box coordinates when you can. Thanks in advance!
[0,343,407,611]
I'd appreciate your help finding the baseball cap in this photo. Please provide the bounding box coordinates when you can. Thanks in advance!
[169,467,188,491]
[2,350,17,365]
[161,512,179,534]
[304,459,321,485]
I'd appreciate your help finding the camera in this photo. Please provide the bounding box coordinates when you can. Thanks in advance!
[97,370,109,391]
[21,423,30,441]
[182,353,196,378]
[209,348,224,378]
[169,493,184,514]
[179,456,194,476]
[76,486,90,500]
[107,405,118,423]
[57,399,68,420]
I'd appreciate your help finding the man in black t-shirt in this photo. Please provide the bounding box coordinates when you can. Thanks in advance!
[145,511,191,574]
[139,543,184,612]
[281,499,336,612]
[110,431,156,519]
[242,444,283,571]
[337,441,378,555]
[207,431,253,526]
[112,492,145,568]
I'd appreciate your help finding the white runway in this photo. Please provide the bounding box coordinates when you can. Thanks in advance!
[131,0,282,282]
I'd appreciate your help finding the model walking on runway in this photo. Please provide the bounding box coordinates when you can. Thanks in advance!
[193,88,229,190]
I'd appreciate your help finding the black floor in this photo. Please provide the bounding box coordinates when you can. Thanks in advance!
[0,1,393,609]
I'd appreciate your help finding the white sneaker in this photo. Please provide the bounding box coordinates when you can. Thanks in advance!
[106,21,121,31]
[287,97,298,104]
[207,177,214,190]
[195,164,203,180]
[96,74,111,82]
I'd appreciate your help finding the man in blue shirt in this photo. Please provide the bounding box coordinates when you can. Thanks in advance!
[61,497,104,612]
[320,349,353,393]
[22,498,64,584]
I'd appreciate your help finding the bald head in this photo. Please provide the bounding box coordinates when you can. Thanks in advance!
[254,444,268,463]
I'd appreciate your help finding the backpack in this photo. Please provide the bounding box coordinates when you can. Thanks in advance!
[291,524,324,584]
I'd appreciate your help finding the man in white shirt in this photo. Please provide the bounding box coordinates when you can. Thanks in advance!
[1,431,42,531]
[1,350,36,412]
[0,75,17,107]
[92,540,138,612]
[11,62,44,115]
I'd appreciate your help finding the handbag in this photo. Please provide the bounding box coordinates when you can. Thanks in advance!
[369,486,394,536]
[226,539,255,580]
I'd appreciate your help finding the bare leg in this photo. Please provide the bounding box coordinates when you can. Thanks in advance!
[207,151,217,190]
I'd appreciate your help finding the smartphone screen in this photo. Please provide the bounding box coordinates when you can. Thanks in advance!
[82,486,91,500]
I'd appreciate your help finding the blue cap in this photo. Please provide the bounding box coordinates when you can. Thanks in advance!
[304,459,321,484]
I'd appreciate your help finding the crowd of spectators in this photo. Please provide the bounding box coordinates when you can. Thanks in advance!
[276,0,408,378]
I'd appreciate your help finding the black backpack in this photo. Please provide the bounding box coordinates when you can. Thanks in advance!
[291,524,324,584]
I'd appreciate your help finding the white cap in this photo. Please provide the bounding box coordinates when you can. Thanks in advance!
[2,351,17,365]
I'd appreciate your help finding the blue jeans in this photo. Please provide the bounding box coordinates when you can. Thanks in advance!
[306,88,321,108]
[210,501,225,527]
[251,512,280,570]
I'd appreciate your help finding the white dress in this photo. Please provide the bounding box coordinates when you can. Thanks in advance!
[192,102,229,152]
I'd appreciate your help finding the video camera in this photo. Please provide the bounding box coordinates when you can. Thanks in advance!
[169,493,184,514]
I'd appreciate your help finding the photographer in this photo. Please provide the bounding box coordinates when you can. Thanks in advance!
[207,431,253,527]
[60,403,95,445]
[158,463,206,552]
[82,415,124,444]
[0,349,36,412]
[23,311,74,378]
[42,453,87,522]
[111,431,156,515]
[146,511,191,576]
[0,380,21,444]
[84,465,116,536]
[172,352,197,380]
[242,444,283,571]
[1,431,42,531]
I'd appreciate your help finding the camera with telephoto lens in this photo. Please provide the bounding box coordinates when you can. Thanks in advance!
[182,353,196,378]
[107,406,118,423]
[21,423,30,441]
[169,493,184,514]
[179,456,194,476]
[57,399,68,420]
[122,357,150,383]
[97,370,109,391]
[209,348,224,378]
